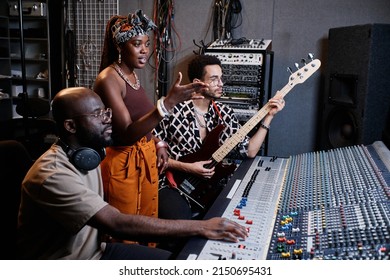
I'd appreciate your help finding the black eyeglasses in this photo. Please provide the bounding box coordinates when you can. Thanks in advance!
[71,108,112,122]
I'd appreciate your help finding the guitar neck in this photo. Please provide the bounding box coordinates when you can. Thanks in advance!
[211,58,321,163]
[212,83,293,162]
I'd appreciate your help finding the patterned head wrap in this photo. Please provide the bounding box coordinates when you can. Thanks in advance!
[111,9,157,46]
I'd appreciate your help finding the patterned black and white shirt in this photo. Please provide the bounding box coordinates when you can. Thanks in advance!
[153,100,250,188]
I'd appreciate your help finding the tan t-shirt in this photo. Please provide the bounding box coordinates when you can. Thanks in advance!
[17,144,108,259]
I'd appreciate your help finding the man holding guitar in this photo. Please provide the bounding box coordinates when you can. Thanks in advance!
[153,54,285,223]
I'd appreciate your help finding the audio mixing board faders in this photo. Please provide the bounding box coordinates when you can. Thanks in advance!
[178,141,390,260]
[268,142,390,260]
[196,156,288,260]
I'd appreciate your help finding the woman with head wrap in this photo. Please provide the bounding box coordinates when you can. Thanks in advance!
[93,10,207,244]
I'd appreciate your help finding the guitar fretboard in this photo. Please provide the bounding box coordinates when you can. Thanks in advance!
[212,59,321,162]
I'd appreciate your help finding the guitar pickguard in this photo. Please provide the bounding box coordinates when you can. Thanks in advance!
[169,125,236,210]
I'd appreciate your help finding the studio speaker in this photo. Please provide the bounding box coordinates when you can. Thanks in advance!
[319,24,390,150]
[383,108,390,149]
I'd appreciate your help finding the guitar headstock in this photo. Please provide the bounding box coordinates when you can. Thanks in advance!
[287,53,321,87]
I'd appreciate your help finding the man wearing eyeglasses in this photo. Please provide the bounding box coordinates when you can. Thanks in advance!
[153,55,285,225]
[16,87,248,259]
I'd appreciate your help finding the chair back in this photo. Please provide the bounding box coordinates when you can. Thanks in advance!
[0,140,33,259]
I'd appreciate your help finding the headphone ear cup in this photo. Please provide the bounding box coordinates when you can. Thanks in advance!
[71,148,101,171]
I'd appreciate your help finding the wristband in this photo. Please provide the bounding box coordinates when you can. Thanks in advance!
[157,98,168,118]
[157,96,172,119]
[260,122,270,131]
[155,140,169,150]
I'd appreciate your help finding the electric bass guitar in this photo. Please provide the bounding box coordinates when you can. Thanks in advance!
[166,56,321,211]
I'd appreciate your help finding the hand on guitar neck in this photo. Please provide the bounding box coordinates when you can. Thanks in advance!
[169,158,216,179]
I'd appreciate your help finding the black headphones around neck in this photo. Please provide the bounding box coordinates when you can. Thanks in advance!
[57,138,106,171]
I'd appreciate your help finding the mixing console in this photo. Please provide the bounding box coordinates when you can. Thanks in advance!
[178,141,390,260]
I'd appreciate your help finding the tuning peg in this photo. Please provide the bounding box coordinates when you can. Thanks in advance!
[287,67,293,74]
[294,62,300,69]
[301,58,306,65]
[308,53,314,60]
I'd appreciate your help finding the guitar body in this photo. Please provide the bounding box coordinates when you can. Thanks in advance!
[170,124,237,210]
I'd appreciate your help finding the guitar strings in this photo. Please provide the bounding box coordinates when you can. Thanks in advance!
[184,159,219,188]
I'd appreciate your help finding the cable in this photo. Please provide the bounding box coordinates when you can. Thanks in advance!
[212,0,242,41]
[192,39,211,55]
[152,0,181,98]
[225,0,243,36]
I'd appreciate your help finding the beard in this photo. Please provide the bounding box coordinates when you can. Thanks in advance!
[76,125,113,151]
[201,87,223,100]
[202,89,217,99]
